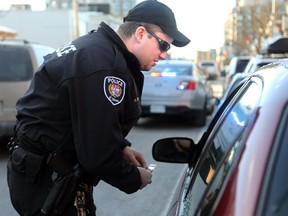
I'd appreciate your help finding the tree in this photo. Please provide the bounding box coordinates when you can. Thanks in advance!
[232,0,283,55]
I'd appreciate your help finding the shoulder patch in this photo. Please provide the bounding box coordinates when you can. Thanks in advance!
[104,76,126,105]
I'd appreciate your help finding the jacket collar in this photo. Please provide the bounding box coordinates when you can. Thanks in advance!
[98,22,143,95]
[98,22,141,70]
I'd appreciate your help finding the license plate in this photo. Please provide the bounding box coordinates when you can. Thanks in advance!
[150,105,165,113]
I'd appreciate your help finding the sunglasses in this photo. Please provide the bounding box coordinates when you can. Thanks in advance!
[146,29,170,52]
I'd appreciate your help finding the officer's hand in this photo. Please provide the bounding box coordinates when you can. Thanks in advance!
[137,166,152,189]
[122,146,148,169]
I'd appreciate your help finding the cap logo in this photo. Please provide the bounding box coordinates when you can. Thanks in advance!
[104,76,126,105]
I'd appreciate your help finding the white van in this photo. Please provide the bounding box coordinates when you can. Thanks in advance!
[0,39,54,138]
[198,60,219,80]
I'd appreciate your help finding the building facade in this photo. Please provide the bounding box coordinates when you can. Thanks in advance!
[0,0,137,48]
[223,0,288,57]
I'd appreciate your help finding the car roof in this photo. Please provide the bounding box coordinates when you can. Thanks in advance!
[243,56,281,73]
[0,38,54,49]
[215,60,288,215]
[0,39,34,45]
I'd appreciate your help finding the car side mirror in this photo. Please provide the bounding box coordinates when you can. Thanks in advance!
[152,138,195,163]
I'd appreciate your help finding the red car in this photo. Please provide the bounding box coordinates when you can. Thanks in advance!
[152,60,288,216]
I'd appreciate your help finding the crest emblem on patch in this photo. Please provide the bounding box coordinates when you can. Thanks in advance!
[104,76,126,105]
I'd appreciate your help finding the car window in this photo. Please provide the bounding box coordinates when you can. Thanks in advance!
[148,64,193,76]
[200,64,216,72]
[235,59,250,73]
[180,78,262,215]
[257,105,288,216]
[0,46,33,81]
[256,62,272,70]
[201,63,214,67]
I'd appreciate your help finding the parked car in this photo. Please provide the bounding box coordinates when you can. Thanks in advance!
[152,60,288,216]
[243,55,280,74]
[244,37,288,74]
[218,72,247,107]
[224,55,251,89]
[198,60,219,80]
[141,60,214,126]
[222,36,288,107]
[0,39,55,138]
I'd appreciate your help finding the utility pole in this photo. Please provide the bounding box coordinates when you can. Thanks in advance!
[271,0,276,37]
[73,0,79,39]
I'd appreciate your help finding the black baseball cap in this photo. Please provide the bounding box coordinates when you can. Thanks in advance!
[123,0,190,47]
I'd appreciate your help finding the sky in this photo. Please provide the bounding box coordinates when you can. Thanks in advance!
[157,0,235,59]
[0,0,235,59]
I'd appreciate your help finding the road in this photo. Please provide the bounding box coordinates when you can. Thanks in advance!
[0,116,210,216]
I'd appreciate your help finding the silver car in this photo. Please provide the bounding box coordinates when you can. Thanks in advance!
[141,60,213,126]
[0,39,55,138]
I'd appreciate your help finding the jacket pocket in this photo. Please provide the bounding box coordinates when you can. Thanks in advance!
[11,147,46,185]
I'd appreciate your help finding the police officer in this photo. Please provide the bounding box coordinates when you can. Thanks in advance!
[7,0,190,215]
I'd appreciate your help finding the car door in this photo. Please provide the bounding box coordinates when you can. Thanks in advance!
[256,105,288,216]
[176,75,263,216]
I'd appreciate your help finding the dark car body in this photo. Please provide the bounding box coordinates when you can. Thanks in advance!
[152,60,288,216]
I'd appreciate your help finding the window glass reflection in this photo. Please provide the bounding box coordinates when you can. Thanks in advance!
[182,81,261,215]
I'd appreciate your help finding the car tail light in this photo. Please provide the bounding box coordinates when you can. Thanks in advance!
[150,72,162,77]
[177,81,196,90]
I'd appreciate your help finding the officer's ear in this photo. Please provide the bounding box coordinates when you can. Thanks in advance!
[134,26,146,42]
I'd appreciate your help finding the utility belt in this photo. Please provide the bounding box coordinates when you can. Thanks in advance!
[7,132,93,216]
[7,132,74,183]
[7,133,48,185]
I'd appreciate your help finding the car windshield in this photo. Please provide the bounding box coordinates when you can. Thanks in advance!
[148,63,193,76]
[0,46,33,81]
[201,63,214,67]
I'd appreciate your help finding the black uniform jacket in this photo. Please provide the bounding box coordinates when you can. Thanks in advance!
[15,22,144,194]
